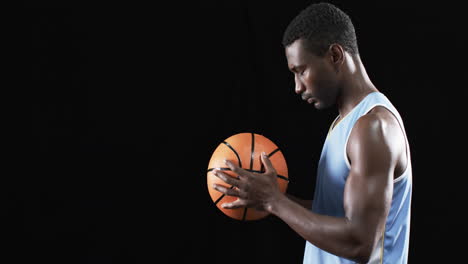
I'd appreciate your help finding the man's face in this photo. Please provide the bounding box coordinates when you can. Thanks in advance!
[285,39,340,110]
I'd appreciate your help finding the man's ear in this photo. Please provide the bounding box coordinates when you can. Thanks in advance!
[328,44,345,66]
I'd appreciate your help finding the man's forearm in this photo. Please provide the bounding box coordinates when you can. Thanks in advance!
[286,193,312,209]
[267,194,366,262]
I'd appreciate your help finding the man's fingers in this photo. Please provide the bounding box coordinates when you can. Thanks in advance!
[260,152,276,174]
[213,169,240,186]
[222,199,247,209]
[224,159,251,178]
[212,184,241,197]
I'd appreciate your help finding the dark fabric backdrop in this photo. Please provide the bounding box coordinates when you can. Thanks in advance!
[21,1,464,263]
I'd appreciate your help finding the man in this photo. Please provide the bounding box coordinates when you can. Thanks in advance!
[212,2,412,263]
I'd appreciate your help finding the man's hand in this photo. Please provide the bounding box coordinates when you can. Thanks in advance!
[212,152,282,212]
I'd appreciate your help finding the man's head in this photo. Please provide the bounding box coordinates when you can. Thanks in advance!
[282,2,358,109]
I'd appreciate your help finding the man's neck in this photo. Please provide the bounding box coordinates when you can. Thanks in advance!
[336,55,378,118]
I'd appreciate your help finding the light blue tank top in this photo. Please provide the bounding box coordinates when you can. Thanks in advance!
[303,92,412,264]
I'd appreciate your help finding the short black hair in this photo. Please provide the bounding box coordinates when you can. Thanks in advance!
[282,2,359,56]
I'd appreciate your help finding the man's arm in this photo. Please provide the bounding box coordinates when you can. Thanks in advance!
[213,110,404,263]
[286,194,312,209]
[267,111,402,262]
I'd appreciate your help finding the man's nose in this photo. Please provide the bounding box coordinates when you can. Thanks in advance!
[295,76,305,95]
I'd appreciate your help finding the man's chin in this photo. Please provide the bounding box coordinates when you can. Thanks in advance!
[307,98,321,109]
[313,101,332,110]
[304,97,330,110]
[314,103,323,110]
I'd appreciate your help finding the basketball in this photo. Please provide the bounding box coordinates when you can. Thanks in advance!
[207,132,289,221]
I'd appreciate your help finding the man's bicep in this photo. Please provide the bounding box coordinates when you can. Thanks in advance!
[343,115,395,246]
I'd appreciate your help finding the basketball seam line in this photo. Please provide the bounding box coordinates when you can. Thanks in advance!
[222,141,242,168]
[214,185,235,205]
[263,148,280,172]
[242,208,248,221]
[250,133,254,171]
[245,133,254,221]
[267,148,280,158]
[211,145,281,174]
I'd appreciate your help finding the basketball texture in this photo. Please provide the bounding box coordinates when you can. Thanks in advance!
[207,132,288,221]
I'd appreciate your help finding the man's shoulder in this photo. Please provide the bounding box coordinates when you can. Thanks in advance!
[349,105,406,157]
[358,106,401,133]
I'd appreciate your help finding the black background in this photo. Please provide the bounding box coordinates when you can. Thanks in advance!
[21,1,465,263]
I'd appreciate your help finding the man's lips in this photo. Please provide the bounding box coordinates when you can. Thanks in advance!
[302,94,315,104]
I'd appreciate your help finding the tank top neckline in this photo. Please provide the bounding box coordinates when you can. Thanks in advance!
[328,91,381,137]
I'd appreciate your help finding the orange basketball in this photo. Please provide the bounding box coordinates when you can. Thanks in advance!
[207,132,288,221]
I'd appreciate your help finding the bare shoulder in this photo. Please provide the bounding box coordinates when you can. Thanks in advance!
[353,106,403,141]
[347,106,406,172]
